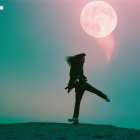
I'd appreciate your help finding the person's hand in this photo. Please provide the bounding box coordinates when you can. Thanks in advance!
[65,86,71,93]
[74,79,79,84]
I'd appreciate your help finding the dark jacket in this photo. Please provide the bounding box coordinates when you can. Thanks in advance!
[67,62,87,90]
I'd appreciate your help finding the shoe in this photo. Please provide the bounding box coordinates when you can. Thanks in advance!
[105,97,110,102]
[68,117,78,122]
[71,121,79,125]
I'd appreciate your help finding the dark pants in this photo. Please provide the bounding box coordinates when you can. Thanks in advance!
[73,81,107,118]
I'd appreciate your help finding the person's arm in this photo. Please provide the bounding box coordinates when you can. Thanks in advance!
[65,68,75,93]
[65,78,75,93]
[65,63,82,93]
[65,86,72,93]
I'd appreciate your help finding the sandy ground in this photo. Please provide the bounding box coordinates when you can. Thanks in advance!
[0,122,140,140]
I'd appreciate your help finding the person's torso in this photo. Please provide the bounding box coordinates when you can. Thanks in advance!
[69,63,87,81]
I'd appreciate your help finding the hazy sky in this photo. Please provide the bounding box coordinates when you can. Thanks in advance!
[0,0,140,129]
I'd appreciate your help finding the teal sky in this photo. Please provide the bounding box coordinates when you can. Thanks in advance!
[0,0,140,129]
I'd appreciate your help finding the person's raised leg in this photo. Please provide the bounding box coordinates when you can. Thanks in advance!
[84,81,110,102]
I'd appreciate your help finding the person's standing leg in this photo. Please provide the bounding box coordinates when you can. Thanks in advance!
[84,81,107,100]
[73,83,85,118]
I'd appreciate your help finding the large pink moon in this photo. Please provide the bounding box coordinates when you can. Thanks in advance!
[80,1,117,38]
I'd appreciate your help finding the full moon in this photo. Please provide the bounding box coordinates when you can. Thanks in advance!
[80,1,117,38]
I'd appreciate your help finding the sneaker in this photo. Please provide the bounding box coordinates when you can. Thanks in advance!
[68,117,78,122]
[105,97,111,102]
[71,120,79,125]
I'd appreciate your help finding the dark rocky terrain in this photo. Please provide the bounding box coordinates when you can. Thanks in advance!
[0,122,140,140]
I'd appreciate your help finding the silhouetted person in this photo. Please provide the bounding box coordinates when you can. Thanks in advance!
[65,53,110,124]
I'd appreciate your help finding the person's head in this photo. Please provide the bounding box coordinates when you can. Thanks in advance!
[65,53,86,67]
